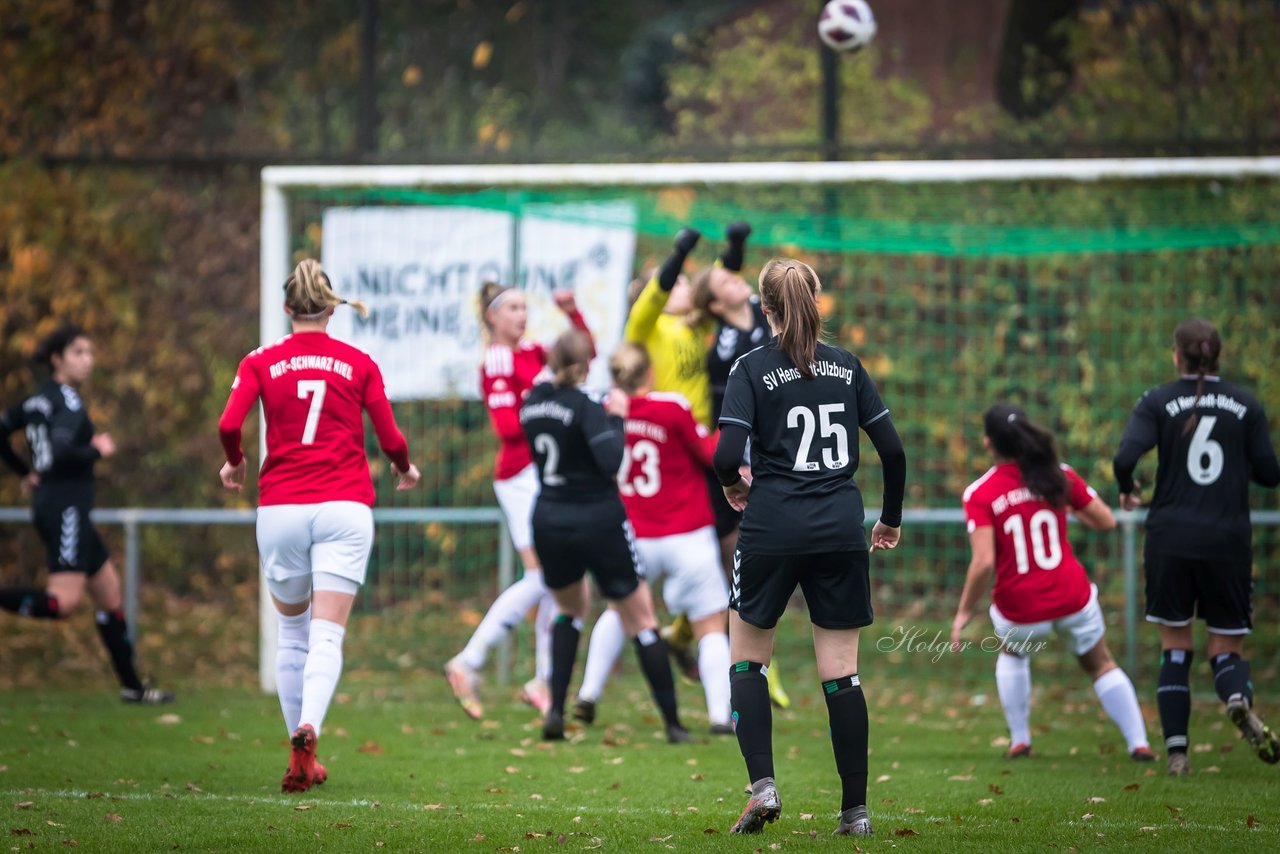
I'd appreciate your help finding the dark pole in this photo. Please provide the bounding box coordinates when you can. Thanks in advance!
[358,0,379,157]
[820,44,840,161]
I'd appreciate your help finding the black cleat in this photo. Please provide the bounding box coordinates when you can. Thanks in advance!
[1227,697,1280,765]
[572,698,597,725]
[121,685,175,705]
[666,723,693,744]
[542,709,566,741]
[709,723,735,736]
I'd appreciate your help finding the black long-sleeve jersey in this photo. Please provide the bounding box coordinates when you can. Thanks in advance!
[716,340,905,555]
[0,379,100,484]
[519,382,625,504]
[1114,375,1280,560]
[708,297,771,425]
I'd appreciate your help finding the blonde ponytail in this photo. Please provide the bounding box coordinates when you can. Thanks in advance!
[609,342,652,395]
[548,331,594,389]
[284,259,368,318]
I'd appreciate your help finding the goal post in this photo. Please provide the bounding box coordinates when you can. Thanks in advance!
[259,158,1280,692]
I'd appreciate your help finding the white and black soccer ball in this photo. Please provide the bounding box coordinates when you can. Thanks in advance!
[818,0,877,52]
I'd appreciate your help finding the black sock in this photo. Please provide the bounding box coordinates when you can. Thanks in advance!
[1211,652,1254,707]
[550,615,582,715]
[0,587,60,618]
[823,674,869,812]
[1157,649,1192,754]
[95,610,144,692]
[633,628,681,728]
[731,661,774,783]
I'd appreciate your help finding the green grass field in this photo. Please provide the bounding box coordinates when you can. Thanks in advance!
[4,668,1279,853]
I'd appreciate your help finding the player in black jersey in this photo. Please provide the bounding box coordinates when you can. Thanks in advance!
[519,331,689,744]
[0,324,173,704]
[1114,318,1280,773]
[714,260,906,837]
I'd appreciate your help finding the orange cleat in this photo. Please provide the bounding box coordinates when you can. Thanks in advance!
[1005,742,1033,759]
[282,724,318,793]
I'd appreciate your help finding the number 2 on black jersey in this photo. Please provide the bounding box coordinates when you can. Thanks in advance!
[787,404,849,472]
[534,433,566,486]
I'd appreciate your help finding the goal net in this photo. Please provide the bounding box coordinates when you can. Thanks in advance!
[261,159,1280,690]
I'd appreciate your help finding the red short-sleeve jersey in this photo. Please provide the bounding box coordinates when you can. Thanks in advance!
[619,392,718,539]
[962,462,1097,624]
[219,333,409,507]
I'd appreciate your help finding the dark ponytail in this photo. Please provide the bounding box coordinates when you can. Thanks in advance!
[35,323,88,370]
[983,404,1068,507]
[759,258,823,378]
[1172,318,1222,437]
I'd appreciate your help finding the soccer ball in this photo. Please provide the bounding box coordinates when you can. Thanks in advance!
[818,0,877,51]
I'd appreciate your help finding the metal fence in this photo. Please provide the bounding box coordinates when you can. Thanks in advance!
[5,505,1278,688]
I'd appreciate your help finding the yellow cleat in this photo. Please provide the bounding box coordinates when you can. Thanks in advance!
[766,664,791,709]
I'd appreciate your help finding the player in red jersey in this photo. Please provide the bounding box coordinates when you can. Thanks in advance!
[952,404,1151,762]
[571,344,733,733]
[443,281,619,720]
[218,259,420,793]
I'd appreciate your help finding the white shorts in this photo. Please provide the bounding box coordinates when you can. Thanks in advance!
[989,583,1106,657]
[257,502,374,604]
[635,526,728,621]
[493,464,539,552]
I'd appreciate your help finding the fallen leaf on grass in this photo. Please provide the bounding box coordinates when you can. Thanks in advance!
[1202,766,1221,774]
[988,784,1004,795]
[556,834,566,843]
[530,794,543,801]
[358,741,383,755]
[1140,826,1158,832]
[85,793,104,800]
[567,767,585,774]
[702,828,719,834]
[510,749,527,757]
[689,774,704,781]
[895,828,919,837]
[1081,813,1095,821]
[905,807,924,815]
[472,833,486,841]
[104,814,122,823]
[876,774,891,783]
[423,803,444,810]
[948,774,974,782]
[11,828,34,836]
[978,799,994,806]
[1085,796,1106,803]
[61,839,78,847]
[294,805,311,812]
[1123,784,1140,792]
[334,823,352,829]
[15,802,34,809]
[192,736,215,745]
[156,714,181,725]
[46,821,62,827]
[799,813,814,820]
[649,835,673,842]
[505,766,520,774]
[485,788,506,794]
[1247,815,1258,828]
[524,832,546,839]
[1192,743,1213,753]
[185,783,203,793]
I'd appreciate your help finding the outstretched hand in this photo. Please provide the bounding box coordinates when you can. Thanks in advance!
[552,290,578,315]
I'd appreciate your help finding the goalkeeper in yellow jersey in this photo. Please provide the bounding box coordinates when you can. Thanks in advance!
[574,226,791,713]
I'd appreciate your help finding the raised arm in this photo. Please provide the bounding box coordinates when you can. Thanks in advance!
[624,228,700,343]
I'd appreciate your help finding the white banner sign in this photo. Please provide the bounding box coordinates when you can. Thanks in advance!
[322,204,634,399]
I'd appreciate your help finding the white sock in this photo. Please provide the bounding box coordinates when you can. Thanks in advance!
[577,608,626,703]
[995,652,1032,746]
[275,607,311,735]
[1094,667,1149,752]
[534,588,555,682]
[458,570,547,670]
[697,631,732,726]
[299,619,345,737]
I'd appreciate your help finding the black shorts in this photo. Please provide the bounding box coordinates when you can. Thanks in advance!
[1144,548,1253,634]
[705,470,741,538]
[33,492,108,576]
[532,499,641,601]
[730,549,871,630]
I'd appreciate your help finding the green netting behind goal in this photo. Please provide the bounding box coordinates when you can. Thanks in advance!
[284,176,1280,686]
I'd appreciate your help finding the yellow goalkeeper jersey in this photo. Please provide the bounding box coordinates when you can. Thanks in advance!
[624,277,714,427]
